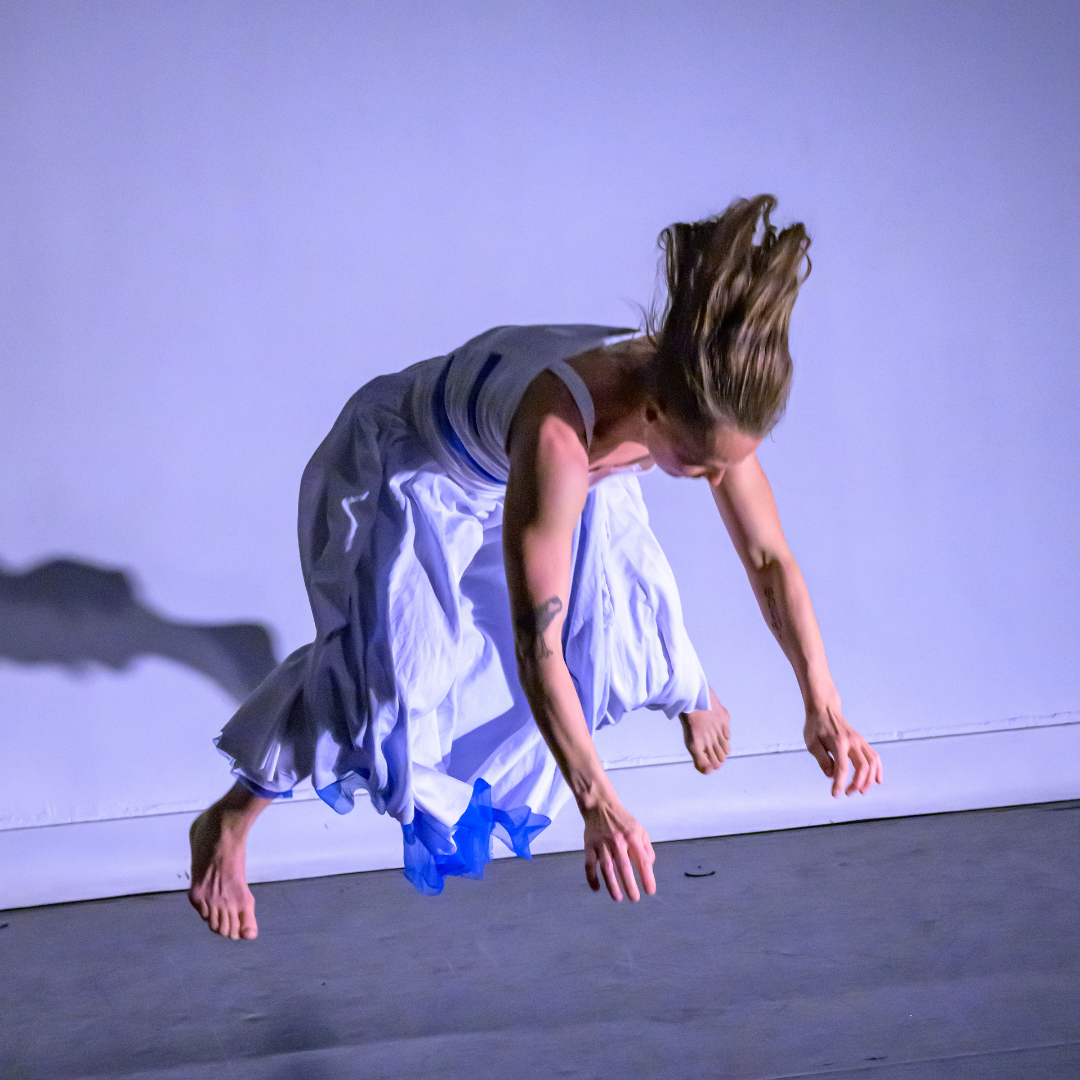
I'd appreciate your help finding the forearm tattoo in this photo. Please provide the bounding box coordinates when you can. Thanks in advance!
[514,596,563,661]
[763,585,784,637]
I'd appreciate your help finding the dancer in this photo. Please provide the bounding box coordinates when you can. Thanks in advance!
[190,196,882,940]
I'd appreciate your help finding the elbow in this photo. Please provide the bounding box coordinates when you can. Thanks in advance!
[515,653,539,686]
[515,659,553,715]
[514,648,546,689]
[747,545,794,576]
[514,649,564,700]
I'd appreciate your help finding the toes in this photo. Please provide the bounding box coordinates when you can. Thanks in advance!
[239,898,258,940]
[195,890,258,939]
[188,891,210,921]
[691,743,718,773]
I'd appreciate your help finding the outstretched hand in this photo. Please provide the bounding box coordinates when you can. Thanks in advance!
[804,705,883,796]
[582,799,656,901]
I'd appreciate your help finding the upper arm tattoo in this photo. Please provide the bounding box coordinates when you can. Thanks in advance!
[514,596,564,661]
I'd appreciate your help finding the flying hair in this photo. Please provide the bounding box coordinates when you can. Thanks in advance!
[646,195,811,437]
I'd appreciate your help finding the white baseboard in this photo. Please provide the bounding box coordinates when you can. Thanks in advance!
[2,722,1077,910]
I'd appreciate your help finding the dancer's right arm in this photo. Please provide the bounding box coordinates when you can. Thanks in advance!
[504,374,657,901]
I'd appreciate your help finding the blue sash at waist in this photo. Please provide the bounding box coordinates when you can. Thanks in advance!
[432,354,506,486]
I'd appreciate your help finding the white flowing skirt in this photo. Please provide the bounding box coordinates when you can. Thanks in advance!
[216,368,710,892]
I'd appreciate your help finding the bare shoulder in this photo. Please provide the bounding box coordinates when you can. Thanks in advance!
[507,370,590,464]
[505,371,590,532]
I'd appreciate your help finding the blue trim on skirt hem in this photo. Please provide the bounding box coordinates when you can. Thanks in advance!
[401,779,551,896]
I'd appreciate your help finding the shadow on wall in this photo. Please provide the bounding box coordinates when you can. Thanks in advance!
[0,558,279,703]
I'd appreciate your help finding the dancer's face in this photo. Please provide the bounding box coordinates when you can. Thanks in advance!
[643,405,762,481]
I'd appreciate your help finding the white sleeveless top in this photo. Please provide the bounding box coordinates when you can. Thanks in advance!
[410,324,636,489]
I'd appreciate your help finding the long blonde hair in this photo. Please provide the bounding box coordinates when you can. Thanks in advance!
[648,195,811,436]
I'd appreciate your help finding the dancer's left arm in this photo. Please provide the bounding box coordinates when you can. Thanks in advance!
[710,455,883,796]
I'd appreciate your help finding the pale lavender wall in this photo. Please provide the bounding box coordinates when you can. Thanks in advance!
[1,0,1078,827]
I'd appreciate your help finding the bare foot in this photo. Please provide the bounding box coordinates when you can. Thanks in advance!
[679,687,731,775]
[188,785,270,940]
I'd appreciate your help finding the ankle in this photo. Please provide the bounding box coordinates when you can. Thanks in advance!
[214,783,273,819]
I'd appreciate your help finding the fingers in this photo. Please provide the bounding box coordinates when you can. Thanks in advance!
[599,847,623,901]
[830,734,850,797]
[583,807,658,902]
[585,847,601,892]
[846,743,871,795]
[806,712,884,796]
[615,847,640,901]
[807,738,834,778]
[631,836,657,897]
[845,749,867,795]
[811,735,884,796]
[587,839,656,901]
[845,740,884,795]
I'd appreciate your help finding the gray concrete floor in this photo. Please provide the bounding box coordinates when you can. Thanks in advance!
[2,801,1078,1080]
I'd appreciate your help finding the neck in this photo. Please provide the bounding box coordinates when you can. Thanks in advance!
[568,338,656,454]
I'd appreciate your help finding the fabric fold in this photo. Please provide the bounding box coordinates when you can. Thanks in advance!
[403,779,551,895]
[214,325,711,895]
